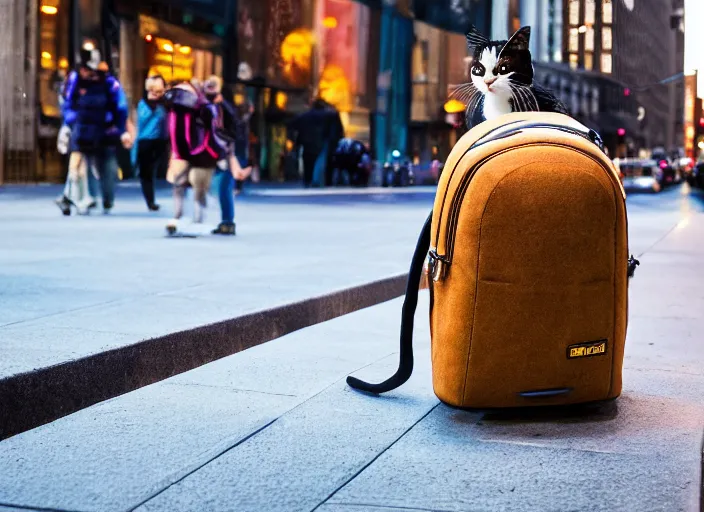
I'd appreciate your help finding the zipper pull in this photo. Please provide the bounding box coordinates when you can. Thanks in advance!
[627,255,640,278]
[428,250,449,282]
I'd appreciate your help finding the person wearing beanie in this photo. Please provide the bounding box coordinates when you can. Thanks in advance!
[54,49,132,215]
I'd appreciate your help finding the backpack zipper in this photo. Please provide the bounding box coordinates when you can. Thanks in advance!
[429,138,624,283]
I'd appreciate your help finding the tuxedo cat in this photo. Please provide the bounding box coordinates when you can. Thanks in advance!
[453,25,567,129]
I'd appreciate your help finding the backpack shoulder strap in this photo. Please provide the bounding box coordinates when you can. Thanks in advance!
[347,210,432,394]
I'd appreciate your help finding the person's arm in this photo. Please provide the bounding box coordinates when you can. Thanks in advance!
[61,71,78,128]
[108,78,129,134]
[108,78,132,148]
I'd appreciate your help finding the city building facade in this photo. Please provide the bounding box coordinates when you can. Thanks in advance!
[491,0,684,157]
[2,0,489,183]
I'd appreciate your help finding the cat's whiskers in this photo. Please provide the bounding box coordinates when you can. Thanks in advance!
[513,87,530,112]
[510,90,525,112]
[510,82,536,112]
[450,83,478,103]
[513,83,539,111]
[464,89,483,123]
[469,93,484,124]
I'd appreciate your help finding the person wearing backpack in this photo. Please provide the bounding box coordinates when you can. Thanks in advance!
[54,50,131,215]
[163,80,228,235]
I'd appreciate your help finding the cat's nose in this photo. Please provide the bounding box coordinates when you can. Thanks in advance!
[484,77,498,87]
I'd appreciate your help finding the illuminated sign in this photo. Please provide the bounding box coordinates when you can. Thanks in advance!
[684,73,697,158]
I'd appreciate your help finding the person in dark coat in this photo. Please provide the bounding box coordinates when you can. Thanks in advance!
[287,98,344,187]
[55,49,131,215]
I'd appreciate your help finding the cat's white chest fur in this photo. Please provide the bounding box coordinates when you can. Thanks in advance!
[482,92,513,120]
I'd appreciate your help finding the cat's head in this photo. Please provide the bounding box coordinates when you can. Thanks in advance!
[466,25,534,97]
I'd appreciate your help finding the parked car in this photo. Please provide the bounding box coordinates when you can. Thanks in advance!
[691,157,704,189]
[677,157,698,187]
[618,158,663,193]
[651,148,681,185]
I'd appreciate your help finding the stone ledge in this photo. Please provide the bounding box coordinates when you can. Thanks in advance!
[0,271,430,440]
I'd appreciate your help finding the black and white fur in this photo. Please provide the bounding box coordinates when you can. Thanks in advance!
[453,25,567,129]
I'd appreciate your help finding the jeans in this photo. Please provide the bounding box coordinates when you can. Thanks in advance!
[63,147,118,208]
[213,168,235,224]
[84,147,118,208]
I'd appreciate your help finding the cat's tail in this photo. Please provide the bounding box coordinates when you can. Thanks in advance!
[346,211,432,394]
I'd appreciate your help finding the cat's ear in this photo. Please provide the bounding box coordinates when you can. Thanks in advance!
[465,24,489,52]
[502,26,531,54]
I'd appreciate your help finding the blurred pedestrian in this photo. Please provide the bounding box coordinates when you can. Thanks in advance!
[164,79,227,235]
[204,79,237,235]
[136,75,168,211]
[232,101,254,196]
[287,98,343,187]
[55,50,131,215]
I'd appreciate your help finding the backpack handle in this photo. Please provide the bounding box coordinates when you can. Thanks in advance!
[347,211,433,394]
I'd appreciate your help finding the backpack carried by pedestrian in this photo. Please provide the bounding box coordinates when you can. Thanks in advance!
[347,112,639,409]
[164,83,223,169]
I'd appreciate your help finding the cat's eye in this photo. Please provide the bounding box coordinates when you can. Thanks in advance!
[472,64,486,77]
[498,64,510,75]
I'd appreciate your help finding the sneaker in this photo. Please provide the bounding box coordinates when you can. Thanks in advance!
[165,219,178,236]
[55,196,71,216]
[212,222,236,235]
[148,203,160,212]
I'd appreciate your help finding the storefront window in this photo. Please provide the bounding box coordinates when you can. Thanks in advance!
[138,15,222,86]
[267,0,308,88]
[315,0,372,137]
[411,21,442,122]
[38,0,70,119]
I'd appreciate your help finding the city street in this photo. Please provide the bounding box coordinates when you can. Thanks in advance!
[1,182,704,511]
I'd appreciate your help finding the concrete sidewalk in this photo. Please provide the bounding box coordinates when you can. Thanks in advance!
[0,183,434,437]
[0,186,703,511]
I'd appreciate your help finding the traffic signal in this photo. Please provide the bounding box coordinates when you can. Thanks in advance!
[617,128,626,146]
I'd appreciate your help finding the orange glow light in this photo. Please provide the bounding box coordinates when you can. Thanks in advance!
[145,34,153,42]
[40,5,58,14]
[322,16,337,29]
[443,98,466,114]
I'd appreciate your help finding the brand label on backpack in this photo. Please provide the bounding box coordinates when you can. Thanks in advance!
[567,340,607,359]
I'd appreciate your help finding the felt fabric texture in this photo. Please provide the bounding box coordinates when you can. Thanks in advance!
[429,112,628,409]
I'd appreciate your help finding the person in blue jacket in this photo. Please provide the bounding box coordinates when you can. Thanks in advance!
[55,49,131,215]
[135,75,168,211]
